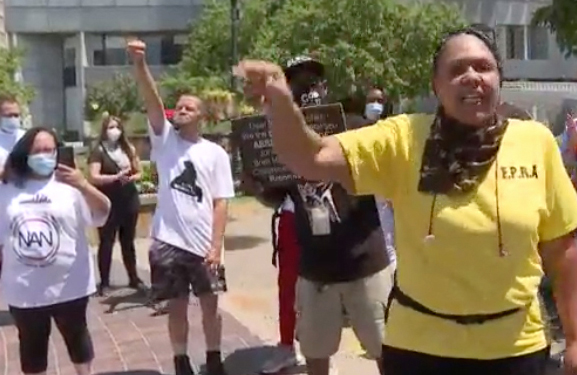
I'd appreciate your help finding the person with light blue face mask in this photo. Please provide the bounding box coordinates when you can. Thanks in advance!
[0,97,23,135]
[27,151,57,177]
[0,97,26,177]
[364,88,386,122]
[1,115,21,134]
[0,127,111,375]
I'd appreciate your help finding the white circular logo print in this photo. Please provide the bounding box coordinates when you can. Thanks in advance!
[11,214,61,267]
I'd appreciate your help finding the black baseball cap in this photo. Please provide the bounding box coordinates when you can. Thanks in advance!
[283,56,325,82]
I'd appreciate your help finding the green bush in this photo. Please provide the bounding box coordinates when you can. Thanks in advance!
[137,161,158,194]
[85,73,142,121]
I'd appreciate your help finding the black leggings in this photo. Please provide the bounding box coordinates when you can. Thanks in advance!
[381,346,549,375]
[97,206,139,286]
[9,297,94,374]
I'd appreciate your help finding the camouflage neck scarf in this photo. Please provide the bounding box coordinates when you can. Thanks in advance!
[417,109,508,195]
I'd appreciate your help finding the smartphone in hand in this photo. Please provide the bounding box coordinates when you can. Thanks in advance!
[57,146,76,168]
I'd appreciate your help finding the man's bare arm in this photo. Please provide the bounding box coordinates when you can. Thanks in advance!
[127,40,165,135]
[540,233,577,345]
[211,199,228,253]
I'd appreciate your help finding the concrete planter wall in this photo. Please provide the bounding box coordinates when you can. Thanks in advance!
[135,193,157,239]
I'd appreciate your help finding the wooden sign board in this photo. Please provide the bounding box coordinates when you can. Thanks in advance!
[232,103,346,187]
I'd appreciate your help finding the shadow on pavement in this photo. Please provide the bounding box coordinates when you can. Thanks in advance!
[0,309,13,327]
[225,235,267,251]
[97,288,155,315]
[96,370,165,375]
[222,346,306,375]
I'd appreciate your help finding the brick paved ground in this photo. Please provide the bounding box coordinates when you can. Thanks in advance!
[0,260,269,375]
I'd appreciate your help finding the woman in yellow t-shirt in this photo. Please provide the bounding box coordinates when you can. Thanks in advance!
[235,27,577,375]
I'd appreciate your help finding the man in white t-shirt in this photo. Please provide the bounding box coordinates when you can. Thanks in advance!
[0,96,26,278]
[128,41,235,375]
[0,96,26,173]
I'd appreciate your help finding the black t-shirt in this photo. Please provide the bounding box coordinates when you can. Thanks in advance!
[289,182,388,283]
[88,144,140,212]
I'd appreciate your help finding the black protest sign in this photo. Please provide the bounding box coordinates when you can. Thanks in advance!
[232,103,346,187]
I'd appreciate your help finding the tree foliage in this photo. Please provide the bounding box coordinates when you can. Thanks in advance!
[249,0,465,100]
[85,73,142,121]
[168,0,464,102]
[532,0,577,58]
[175,0,277,80]
[0,47,34,104]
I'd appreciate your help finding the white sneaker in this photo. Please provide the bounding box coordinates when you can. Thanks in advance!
[261,344,303,374]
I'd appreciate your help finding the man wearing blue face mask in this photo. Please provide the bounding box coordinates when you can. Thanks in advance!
[364,88,386,122]
[0,96,25,279]
[0,96,25,174]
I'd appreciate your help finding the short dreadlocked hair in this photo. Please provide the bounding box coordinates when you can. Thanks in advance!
[432,26,503,83]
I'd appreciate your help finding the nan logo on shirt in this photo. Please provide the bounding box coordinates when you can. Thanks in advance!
[500,164,538,180]
[170,161,204,202]
[10,213,61,267]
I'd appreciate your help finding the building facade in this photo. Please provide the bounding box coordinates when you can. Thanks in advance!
[417,0,577,133]
[0,0,6,46]
[6,0,577,136]
[5,0,199,137]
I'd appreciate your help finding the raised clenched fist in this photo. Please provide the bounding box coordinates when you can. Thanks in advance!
[234,60,293,106]
[126,39,146,63]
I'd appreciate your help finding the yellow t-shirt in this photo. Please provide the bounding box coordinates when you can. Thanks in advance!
[335,113,577,359]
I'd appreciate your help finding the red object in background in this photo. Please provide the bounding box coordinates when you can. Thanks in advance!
[165,109,175,120]
[276,211,300,346]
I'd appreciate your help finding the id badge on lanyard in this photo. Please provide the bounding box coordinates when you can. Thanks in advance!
[309,206,331,235]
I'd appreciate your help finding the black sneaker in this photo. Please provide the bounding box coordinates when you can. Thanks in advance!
[206,352,227,375]
[174,355,195,375]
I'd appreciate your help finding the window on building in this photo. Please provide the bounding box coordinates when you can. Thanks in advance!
[86,33,186,67]
[63,48,76,88]
[161,34,187,65]
[528,26,549,60]
[501,25,550,60]
[105,36,129,66]
[505,26,526,60]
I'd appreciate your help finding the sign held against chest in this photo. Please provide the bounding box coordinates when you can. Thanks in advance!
[232,103,347,187]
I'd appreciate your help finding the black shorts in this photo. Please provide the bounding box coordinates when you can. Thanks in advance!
[381,346,548,375]
[9,296,94,373]
[149,241,227,301]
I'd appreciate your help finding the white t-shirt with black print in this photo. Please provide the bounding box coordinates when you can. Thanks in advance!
[149,121,235,257]
[0,177,108,308]
[0,128,25,168]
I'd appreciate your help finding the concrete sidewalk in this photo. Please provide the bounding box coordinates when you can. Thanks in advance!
[0,199,377,375]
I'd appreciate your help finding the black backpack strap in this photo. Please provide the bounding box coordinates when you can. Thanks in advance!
[384,271,397,323]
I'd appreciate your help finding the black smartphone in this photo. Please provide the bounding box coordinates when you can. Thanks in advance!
[57,146,76,168]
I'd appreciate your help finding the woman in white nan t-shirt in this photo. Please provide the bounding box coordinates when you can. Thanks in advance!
[0,128,110,375]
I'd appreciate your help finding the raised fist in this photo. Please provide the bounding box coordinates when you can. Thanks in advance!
[126,39,146,63]
[234,60,293,106]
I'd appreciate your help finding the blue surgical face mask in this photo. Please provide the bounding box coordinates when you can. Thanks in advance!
[365,102,384,120]
[27,153,57,177]
[1,116,21,134]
